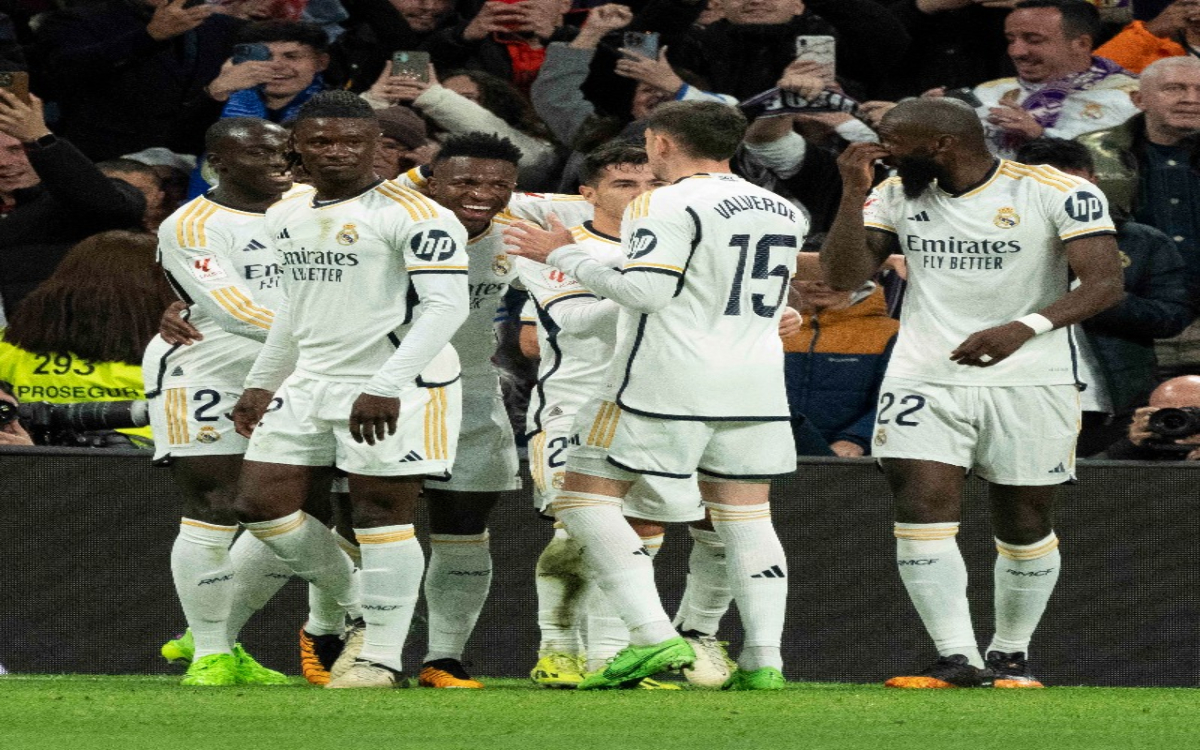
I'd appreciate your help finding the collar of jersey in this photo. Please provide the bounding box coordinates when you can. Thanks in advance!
[581,220,619,243]
[201,191,268,216]
[937,159,1001,199]
[310,178,385,208]
[672,172,736,184]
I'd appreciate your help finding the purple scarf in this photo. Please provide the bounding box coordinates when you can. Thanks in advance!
[1018,56,1131,130]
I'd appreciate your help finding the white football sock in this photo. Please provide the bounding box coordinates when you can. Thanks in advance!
[583,529,663,671]
[709,503,787,671]
[225,530,292,643]
[673,526,732,636]
[242,511,356,635]
[171,519,237,658]
[895,522,982,668]
[332,529,363,622]
[989,532,1061,655]
[355,525,424,672]
[423,531,492,664]
[554,492,675,646]
[536,527,586,655]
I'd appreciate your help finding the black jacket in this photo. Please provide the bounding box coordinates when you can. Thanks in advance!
[0,137,146,312]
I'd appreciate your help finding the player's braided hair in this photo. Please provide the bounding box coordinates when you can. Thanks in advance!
[434,131,523,167]
[579,141,648,187]
[294,90,376,122]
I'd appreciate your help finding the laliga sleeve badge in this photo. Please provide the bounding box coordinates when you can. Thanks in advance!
[874,428,887,448]
[337,224,359,245]
[492,253,512,276]
[188,254,227,281]
[196,426,221,444]
[993,206,1020,229]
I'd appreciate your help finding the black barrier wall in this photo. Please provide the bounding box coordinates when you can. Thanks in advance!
[2,449,1198,686]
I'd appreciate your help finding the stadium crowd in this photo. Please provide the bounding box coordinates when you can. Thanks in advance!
[1,0,1200,690]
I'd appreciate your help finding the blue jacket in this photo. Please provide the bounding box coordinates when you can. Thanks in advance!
[783,288,898,453]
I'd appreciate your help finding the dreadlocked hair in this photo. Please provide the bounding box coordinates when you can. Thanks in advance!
[6,231,176,365]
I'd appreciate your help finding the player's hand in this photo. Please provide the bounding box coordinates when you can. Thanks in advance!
[1146,0,1200,36]
[147,0,216,41]
[159,301,203,345]
[349,393,399,445]
[830,439,864,457]
[233,388,274,438]
[836,142,889,197]
[503,213,574,264]
[778,306,803,338]
[0,398,33,446]
[883,254,908,280]
[986,105,1043,141]
[0,91,50,143]
[950,321,1034,367]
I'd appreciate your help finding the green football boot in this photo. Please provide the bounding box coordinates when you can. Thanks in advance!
[577,637,695,690]
[161,630,195,666]
[722,666,786,691]
[180,653,239,686]
[233,644,290,685]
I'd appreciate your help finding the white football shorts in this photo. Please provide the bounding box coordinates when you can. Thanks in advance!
[530,415,704,523]
[148,384,249,461]
[424,375,520,493]
[870,376,1080,485]
[244,374,461,478]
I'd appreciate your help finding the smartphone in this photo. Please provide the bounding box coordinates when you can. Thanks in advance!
[0,71,30,104]
[622,31,660,60]
[232,43,272,64]
[794,35,835,78]
[392,51,431,82]
[942,87,983,108]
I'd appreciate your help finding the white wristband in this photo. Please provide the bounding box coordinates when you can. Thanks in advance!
[1016,313,1054,335]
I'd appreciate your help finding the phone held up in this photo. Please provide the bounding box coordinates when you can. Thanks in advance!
[622,31,660,60]
[794,35,835,80]
[231,43,272,64]
[0,71,30,104]
[392,51,431,82]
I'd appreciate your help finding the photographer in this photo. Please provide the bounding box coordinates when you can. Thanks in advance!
[0,380,33,446]
[1101,376,1200,460]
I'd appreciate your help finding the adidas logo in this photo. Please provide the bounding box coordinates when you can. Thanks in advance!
[171,366,184,376]
[400,450,424,462]
[548,406,563,417]
[276,228,291,239]
[241,239,267,253]
[632,547,651,557]
[1048,463,1066,474]
[750,565,786,579]
[907,211,931,222]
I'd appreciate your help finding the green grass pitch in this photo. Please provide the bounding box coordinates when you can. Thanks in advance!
[2,676,1199,750]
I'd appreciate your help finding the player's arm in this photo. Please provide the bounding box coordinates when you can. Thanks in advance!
[158,222,277,343]
[351,219,470,445]
[517,257,620,336]
[820,142,899,290]
[235,293,299,437]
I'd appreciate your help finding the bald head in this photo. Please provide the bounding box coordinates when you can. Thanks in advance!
[1150,376,1200,409]
[881,98,987,144]
[205,117,288,155]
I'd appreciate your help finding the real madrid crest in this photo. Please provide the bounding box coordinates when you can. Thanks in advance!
[196,426,221,444]
[493,253,512,276]
[874,428,887,448]
[993,206,1020,229]
[337,223,359,245]
[1082,102,1104,120]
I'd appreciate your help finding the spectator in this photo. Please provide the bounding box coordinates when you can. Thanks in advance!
[1076,56,1200,375]
[970,0,1139,157]
[0,380,33,446]
[97,158,167,232]
[0,90,145,318]
[328,0,463,90]
[781,255,898,457]
[369,65,561,188]
[1095,0,1200,74]
[0,230,175,444]
[35,0,242,159]
[205,21,330,121]
[669,0,911,101]
[1100,375,1200,459]
[1017,136,1193,456]
[374,104,436,178]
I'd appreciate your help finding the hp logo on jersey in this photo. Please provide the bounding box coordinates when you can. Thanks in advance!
[411,229,459,261]
[1065,191,1104,222]
[627,228,658,259]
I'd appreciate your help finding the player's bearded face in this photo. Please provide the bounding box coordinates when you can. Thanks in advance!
[894,149,952,200]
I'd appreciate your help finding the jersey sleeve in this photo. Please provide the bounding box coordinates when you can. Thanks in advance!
[158,209,276,342]
[862,179,899,235]
[1046,177,1117,243]
[621,188,696,279]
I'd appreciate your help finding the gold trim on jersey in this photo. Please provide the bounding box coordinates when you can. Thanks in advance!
[357,527,417,544]
[894,525,959,540]
[407,264,470,273]
[626,261,684,273]
[586,401,621,448]
[997,536,1059,561]
[529,432,547,493]
[956,162,1005,199]
[175,199,219,249]
[571,225,618,245]
[1060,226,1115,241]
[165,387,189,445]
[424,387,449,460]
[540,290,592,306]
[625,192,653,221]
[211,286,274,329]
[377,182,437,221]
[708,506,771,524]
[249,513,307,540]
[181,518,236,532]
[997,161,1075,193]
[865,221,897,233]
[403,167,428,189]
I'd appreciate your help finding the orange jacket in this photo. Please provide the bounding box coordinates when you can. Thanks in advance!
[1095,21,1188,74]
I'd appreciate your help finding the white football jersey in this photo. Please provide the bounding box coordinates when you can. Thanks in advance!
[144,194,284,393]
[609,173,805,420]
[518,222,623,434]
[455,215,520,379]
[266,181,468,381]
[863,159,1116,386]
